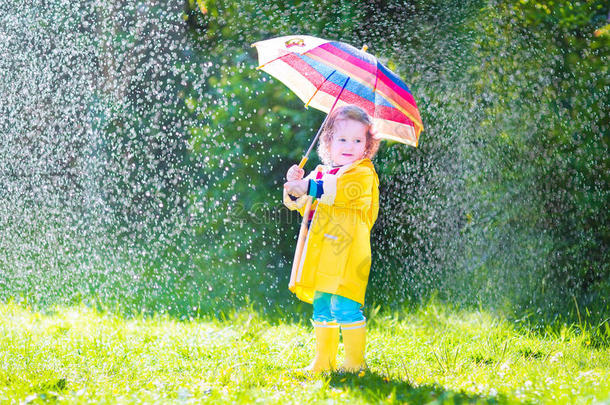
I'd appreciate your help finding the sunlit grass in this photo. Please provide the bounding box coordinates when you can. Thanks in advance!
[1,300,608,404]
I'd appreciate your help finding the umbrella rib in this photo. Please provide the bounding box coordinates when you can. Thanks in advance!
[304,70,337,108]
[255,53,290,70]
[373,65,379,120]
[332,77,350,111]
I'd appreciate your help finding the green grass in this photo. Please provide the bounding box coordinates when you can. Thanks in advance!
[1,300,608,404]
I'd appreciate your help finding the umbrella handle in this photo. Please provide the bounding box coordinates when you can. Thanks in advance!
[298,156,308,168]
[289,195,313,290]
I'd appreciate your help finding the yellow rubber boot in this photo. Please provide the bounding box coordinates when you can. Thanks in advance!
[340,324,367,373]
[304,323,340,373]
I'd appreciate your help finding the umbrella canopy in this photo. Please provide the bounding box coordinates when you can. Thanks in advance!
[251,34,423,147]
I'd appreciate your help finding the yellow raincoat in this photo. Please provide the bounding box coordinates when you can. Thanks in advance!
[283,159,379,305]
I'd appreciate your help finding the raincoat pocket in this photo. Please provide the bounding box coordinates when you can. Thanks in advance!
[317,221,353,278]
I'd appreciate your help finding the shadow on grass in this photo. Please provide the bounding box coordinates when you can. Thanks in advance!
[324,370,507,404]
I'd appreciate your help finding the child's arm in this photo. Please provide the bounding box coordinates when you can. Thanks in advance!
[283,167,316,216]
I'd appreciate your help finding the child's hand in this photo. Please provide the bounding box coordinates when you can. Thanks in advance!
[284,179,309,197]
[286,165,305,181]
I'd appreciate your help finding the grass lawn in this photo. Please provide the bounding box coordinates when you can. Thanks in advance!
[1,300,608,404]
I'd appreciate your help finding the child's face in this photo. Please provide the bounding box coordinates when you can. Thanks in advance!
[329,119,368,166]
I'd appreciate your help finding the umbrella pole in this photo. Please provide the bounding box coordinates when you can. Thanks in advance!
[296,113,329,169]
[296,78,348,169]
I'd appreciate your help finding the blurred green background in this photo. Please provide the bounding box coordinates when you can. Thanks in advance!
[0,0,608,339]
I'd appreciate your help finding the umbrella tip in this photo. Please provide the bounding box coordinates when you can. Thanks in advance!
[361,44,368,52]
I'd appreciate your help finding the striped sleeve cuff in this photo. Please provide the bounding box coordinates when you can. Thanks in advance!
[317,173,337,205]
[307,179,324,199]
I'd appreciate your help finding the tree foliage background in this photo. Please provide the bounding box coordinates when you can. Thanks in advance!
[0,0,607,334]
[183,0,609,324]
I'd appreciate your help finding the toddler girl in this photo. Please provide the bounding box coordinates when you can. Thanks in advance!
[283,104,380,373]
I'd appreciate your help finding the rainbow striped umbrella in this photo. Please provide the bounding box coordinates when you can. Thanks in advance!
[251,35,423,155]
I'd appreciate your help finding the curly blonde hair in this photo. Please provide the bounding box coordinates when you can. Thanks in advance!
[317,105,380,166]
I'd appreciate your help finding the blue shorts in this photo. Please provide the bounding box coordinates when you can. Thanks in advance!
[312,291,366,327]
